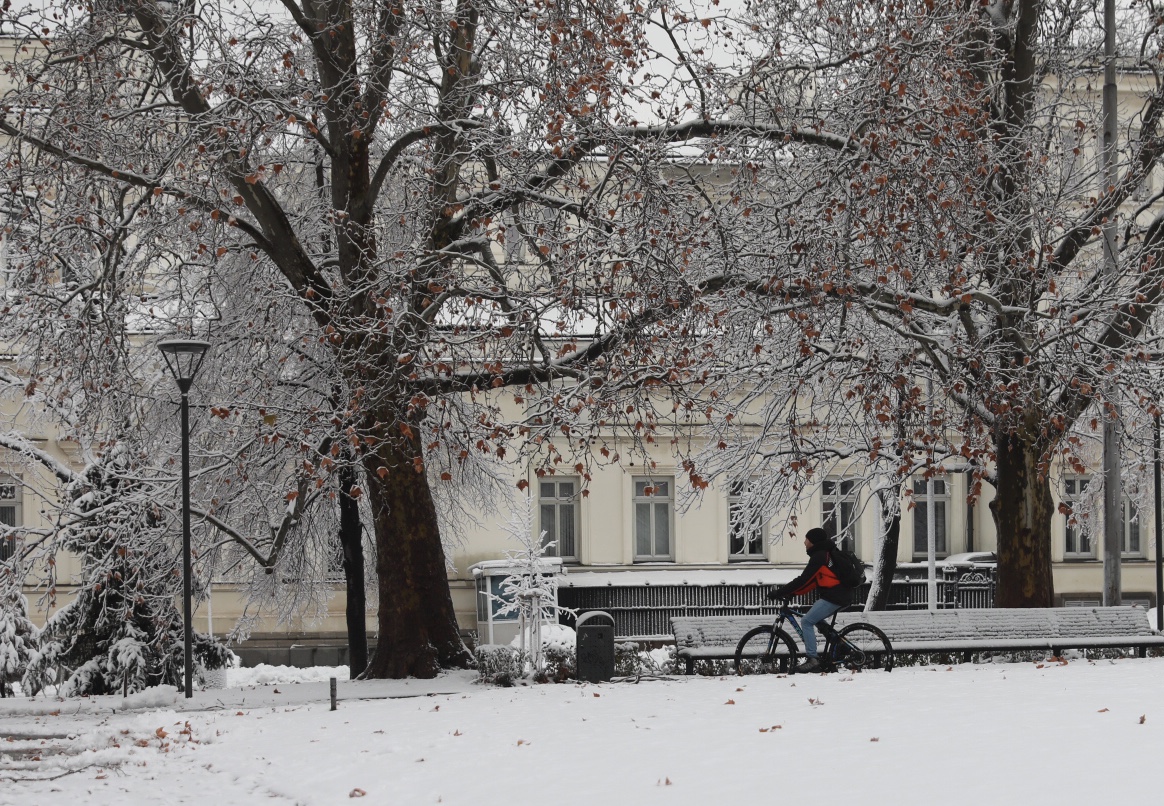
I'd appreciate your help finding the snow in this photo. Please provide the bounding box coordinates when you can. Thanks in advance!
[230,664,352,687]
[4,657,1164,804]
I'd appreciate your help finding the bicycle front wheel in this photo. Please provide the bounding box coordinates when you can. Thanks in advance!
[832,623,894,672]
[734,626,798,675]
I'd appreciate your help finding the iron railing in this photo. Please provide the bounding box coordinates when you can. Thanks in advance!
[557,568,998,639]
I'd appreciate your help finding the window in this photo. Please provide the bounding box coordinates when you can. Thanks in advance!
[1132,136,1153,201]
[0,189,35,292]
[1121,497,1142,558]
[324,535,346,581]
[1135,167,1153,201]
[728,479,766,560]
[0,475,19,562]
[1063,476,1093,558]
[539,477,579,561]
[912,477,949,558]
[821,478,859,556]
[1059,126,1088,196]
[633,477,673,561]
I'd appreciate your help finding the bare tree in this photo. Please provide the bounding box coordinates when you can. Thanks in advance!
[0,1,829,675]
[646,0,1164,608]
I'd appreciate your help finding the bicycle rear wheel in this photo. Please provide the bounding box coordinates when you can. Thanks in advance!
[734,626,798,675]
[832,623,894,672]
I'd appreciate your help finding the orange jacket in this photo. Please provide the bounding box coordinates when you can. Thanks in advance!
[771,545,853,606]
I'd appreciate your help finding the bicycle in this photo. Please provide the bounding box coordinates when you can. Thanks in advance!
[734,600,894,675]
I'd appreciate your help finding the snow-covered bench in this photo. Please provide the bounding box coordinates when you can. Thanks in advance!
[670,615,776,675]
[670,606,1164,674]
[854,606,1164,662]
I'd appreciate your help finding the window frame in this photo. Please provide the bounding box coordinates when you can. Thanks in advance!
[1121,496,1143,559]
[1063,476,1095,560]
[911,477,950,560]
[538,476,581,562]
[821,478,860,558]
[632,476,674,562]
[727,479,767,561]
[0,474,21,563]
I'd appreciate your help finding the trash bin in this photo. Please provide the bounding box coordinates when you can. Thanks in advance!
[576,611,616,683]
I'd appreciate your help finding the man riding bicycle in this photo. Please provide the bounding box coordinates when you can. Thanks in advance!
[766,527,852,673]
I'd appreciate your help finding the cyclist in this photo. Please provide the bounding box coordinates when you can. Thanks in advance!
[765,527,852,673]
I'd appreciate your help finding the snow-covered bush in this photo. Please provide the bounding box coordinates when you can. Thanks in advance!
[542,643,576,683]
[475,644,524,687]
[0,568,39,697]
[614,643,676,677]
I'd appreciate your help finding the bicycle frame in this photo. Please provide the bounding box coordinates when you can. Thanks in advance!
[776,605,839,645]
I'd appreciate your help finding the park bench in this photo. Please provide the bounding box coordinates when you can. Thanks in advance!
[670,606,1164,674]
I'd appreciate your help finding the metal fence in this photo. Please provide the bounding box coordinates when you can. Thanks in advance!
[557,568,998,639]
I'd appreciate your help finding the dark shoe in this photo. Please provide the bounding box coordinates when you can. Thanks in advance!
[796,657,823,674]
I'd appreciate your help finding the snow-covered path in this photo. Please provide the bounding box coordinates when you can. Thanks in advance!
[2,657,1157,805]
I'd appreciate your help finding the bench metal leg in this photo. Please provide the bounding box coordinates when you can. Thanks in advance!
[1138,646,1147,659]
[685,657,694,675]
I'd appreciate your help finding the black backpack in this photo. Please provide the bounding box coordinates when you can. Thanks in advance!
[828,546,867,588]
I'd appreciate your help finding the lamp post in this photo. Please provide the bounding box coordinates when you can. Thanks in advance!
[158,339,209,698]
[1155,410,1162,631]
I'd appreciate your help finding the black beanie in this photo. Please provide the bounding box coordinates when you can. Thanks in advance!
[805,527,831,547]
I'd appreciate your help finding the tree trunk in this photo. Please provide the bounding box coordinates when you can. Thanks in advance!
[866,488,901,611]
[989,421,1056,607]
[361,435,472,678]
[338,458,368,679]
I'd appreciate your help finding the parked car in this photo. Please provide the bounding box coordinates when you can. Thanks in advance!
[894,552,997,581]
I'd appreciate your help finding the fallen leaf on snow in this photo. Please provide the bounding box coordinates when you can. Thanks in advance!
[349,788,366,798]
[453,729,462,736]
[725,699,735,705]
[870,737,880,742]
[1140,715,1147,724]
[1098,708,1110,713]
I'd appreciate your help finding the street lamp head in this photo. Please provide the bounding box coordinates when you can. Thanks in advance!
[158,339,210,393]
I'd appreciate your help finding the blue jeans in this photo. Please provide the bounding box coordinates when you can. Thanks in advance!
[800,598,843,658]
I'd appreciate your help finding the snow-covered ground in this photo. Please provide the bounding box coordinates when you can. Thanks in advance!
[2,656,1161,805]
